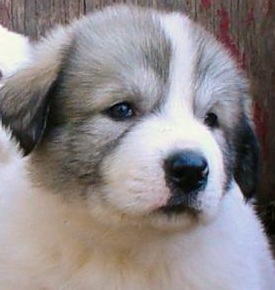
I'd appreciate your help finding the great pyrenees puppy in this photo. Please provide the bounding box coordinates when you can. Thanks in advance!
[0,26,30,168]
[0,5,274,290]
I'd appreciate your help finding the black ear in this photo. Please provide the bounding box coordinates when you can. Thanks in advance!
[234,115,260,200]
[0,31,71,156]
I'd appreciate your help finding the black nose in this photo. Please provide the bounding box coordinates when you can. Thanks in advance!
[164,150,209,193]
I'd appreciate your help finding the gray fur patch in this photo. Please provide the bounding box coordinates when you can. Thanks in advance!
[28,6,172,194]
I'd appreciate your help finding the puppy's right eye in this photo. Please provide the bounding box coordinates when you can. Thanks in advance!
[106,102,134,121]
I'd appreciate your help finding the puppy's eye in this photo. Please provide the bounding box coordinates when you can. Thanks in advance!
[106,102,134,121]
[204,112,219,128]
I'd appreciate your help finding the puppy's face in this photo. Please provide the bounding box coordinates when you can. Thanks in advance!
[0,6,259,230]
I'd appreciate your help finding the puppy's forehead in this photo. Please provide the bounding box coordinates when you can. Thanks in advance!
[158,13,196,114]
[58,6,244,119]
[158,13,244,117]
[62,6,171,113]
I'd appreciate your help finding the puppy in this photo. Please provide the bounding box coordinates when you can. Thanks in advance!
[0,26,31,166]
[0,5,274,290]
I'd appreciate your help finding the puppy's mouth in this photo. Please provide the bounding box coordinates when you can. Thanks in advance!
[158,192,201,216]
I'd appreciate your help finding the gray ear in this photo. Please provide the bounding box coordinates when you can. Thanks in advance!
[0,71,56,156]
[234,115,260,200]
[0,29,71,156]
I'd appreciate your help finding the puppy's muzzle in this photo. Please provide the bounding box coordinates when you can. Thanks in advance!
[162,150,209,214]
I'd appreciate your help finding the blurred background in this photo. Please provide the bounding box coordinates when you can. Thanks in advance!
[0,0,274,239]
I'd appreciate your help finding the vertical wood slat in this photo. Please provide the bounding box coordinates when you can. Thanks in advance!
[0,0,274,201]
[0,0,12,29]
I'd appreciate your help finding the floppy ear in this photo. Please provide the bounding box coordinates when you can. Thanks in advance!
[0,29,71,156]
[234,115,260,200]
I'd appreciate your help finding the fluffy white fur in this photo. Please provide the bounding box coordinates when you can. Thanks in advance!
[0,8,274,290]
[0,163,274,289]
[0,26,31,166]
[0,25,31,78]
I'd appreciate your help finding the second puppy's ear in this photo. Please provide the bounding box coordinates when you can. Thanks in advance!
[0,29,72,156]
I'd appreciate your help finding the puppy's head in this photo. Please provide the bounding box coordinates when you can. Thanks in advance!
[0,6,259,230]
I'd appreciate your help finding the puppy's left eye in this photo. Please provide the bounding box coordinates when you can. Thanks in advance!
[204,112,219,128]
[106,102,134,121]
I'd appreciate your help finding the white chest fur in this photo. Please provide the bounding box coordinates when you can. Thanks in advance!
[0,163,274,290]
